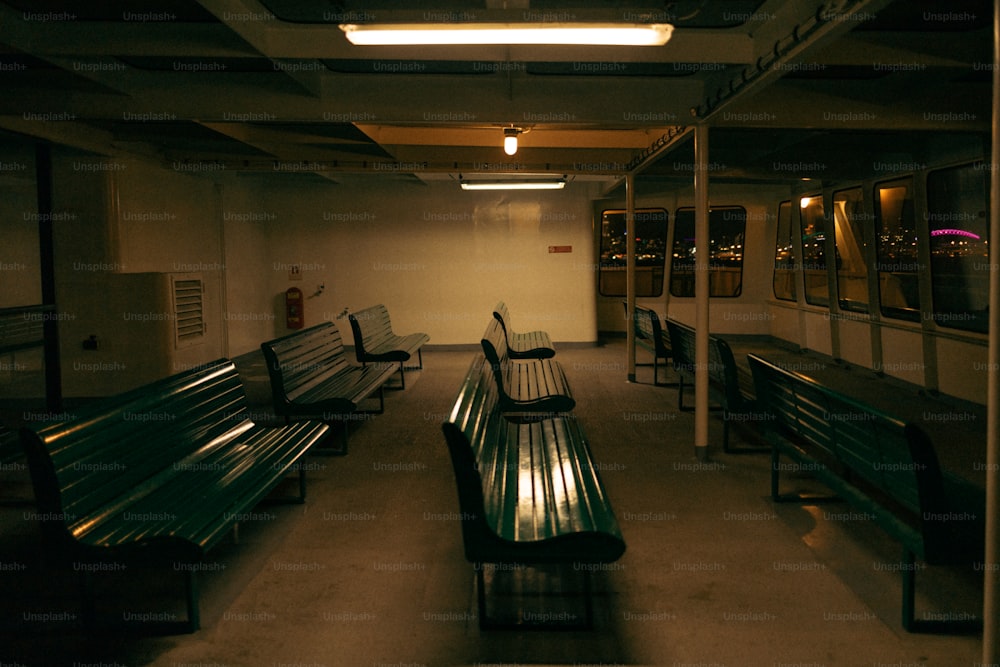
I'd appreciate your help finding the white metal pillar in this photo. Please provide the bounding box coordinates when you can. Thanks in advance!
[694,123,710,460]
[626,174,637,382]
[983,0,1000,661]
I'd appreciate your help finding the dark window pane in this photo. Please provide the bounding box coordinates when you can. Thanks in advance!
[927,163,990,333]
[599,208,667,297]
[799,195,829,307]
[833,188,870,312]
[875,178,921,321]
[773,201,796,301]
[670,207,745,298]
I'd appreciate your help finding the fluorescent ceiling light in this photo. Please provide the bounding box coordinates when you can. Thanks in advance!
[340,23,673,46]
[460,179,566,191]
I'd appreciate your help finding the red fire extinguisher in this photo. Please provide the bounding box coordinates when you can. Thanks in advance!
[285,287,304,329]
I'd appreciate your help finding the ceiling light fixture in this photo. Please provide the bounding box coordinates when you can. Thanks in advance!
[340,23,673,47]
[460,178,566,191]
[503,127,520,156]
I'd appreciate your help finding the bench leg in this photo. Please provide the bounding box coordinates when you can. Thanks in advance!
[476,565,489,629]
[79,570,97,630]
[309,421,349,456]
[635,359,678,387]
[721,412,769,455]
[475,563,596,631]
[186,569,200,632]
[77,565,200,634]
[678,377,689,411]
[900,548,981,634]
[770,448,839,504]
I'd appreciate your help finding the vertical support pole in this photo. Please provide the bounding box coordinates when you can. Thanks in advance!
[626,174,637,382]
[693,124,710,461]
[982,0,1000,661]
[35,143,62,412]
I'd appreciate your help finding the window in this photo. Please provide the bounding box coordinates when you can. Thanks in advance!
[599,208,668,297]
[832,188,870,312]
[772,201,796,301]
[670,206,745,298]
[172,275,205,348]
[874,178,920,321]
[927,163,990,333]
[799,195,829,307]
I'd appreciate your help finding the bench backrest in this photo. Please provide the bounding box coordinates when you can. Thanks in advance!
[747,354,950,544]
[441,354,499,554]
[631,304,669,355]
[348,304,394,356]
[492,301,514,339]
[21,359,252,543]
[480,317,509,383]
[261,322,352,406]
[665,319,739,391]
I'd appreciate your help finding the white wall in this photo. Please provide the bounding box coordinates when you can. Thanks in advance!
[238,177,599,348]
[53,154,226,396]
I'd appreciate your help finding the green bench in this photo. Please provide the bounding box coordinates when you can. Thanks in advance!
[19,359,329,632]
[623,302,673,386]
[261,321,398,453]
[748,353,983,633]
[492,301,555,359]
[442,354,626,628]
[481,317,574,415]
[347,303,429,389]
[664,318,761,453]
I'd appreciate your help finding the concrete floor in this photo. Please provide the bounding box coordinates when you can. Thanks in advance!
[0,339,986,666]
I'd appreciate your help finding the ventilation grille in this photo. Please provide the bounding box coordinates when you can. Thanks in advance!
[172,276,205,348]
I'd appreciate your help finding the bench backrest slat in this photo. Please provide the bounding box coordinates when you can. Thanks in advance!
[261,322,351,404]
[22,360,250,539]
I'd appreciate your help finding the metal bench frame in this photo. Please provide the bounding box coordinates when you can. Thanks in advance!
[261,321,398,453]
[480,318,574,415]
[442,354,625,629]
[665,319,764,453]
[348,304,429,390]
[492,301,555,360]
[749,353,983,634]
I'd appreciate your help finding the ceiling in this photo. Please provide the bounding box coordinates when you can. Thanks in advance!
[0,0,993,192]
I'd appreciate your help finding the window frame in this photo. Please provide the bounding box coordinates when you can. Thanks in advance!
[669,205,747,299]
